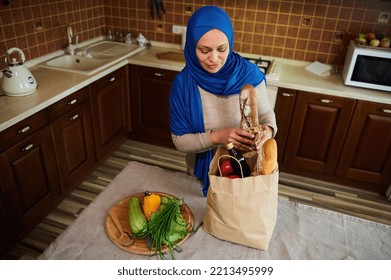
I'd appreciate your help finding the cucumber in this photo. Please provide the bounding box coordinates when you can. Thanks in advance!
[128,197,148,237]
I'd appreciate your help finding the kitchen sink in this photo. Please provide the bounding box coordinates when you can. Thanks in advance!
[77,41,139,58]
[40,41,143,75]
[42,55,108,75]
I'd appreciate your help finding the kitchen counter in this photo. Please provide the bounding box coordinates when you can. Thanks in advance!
[128,42,185,72]
[1,40,390,132]
[0,48,144,132]
[128,42,391,104]
[276,61,391,104]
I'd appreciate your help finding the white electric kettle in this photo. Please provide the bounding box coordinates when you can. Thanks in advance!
[1,47,37,96]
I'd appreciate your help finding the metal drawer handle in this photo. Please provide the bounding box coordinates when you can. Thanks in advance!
[154,72,165,77]
[18,126,31,134]
[320,99,333,104]
[22,143,34,152]
[68,99,77,105]
[108,77,116,82]
[381,108,391,114]
[69,114,79,121]
[281,93,294,97]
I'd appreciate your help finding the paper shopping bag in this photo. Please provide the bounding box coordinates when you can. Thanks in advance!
[203,147,279,250]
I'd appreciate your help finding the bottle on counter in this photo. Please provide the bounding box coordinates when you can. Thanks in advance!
[107,29,113,40]
[225,142,252,178]
[125,33,132,44]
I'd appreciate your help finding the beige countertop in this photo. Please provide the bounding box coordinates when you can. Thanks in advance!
[128,43,391,105]
[1,40,390,133]
[276,61,391,104]
[128,42,185,72]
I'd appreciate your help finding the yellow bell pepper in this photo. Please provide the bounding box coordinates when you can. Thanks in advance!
[143,192,161,220]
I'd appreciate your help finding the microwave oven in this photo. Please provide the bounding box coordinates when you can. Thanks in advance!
[342,40,391,92]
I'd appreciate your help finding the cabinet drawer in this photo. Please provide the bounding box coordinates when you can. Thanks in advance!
[134,65,178,80]
[47,87,89,121]
[90,67,125,92]
[0,110,48,152]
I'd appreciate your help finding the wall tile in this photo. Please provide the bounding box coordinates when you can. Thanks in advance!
[0,0,390,66]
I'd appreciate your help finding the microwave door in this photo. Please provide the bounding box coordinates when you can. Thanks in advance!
[351,55,391,86]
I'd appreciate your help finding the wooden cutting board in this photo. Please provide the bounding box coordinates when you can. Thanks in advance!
[105,192,194,255]
[156,51,185,63]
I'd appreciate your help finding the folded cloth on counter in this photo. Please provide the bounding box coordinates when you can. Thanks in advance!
[38,161,391,260]
[305,61,332,77]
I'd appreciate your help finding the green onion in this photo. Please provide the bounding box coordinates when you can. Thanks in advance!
[147,196,188,259]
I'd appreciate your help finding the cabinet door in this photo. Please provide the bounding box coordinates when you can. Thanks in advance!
[336,101,391,193]
[0,126,61,236]
[90,67,129,160]
[0,189,14,258]
[274,88,297,163]
[51,102,95,193]
[129,65,178,147]
[283,91,356,173]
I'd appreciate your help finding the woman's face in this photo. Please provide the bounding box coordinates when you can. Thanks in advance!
[196,29,230,74]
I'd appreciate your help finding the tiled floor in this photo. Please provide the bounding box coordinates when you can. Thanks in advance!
[5,139,391,259]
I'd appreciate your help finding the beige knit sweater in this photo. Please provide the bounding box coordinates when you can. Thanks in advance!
[171,81,277,174]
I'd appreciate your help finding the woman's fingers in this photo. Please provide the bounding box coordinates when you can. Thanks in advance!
[228,128,255,151]
[255,126,272,151]
[211,127,273,152]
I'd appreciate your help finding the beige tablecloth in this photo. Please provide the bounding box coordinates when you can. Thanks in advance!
[38,161,391,260]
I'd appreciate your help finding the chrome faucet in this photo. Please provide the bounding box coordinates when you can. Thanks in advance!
[66,25,78,55]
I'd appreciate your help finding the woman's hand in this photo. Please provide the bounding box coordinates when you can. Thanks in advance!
[210,127,255,151]
[255,126,273,151]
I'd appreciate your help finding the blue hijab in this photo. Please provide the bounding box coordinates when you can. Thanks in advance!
[169,6,265,196]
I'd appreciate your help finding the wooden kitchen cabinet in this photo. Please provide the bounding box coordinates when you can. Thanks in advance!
[0,191,14,258]
[90,66,129,160]
[0,124,62,239]
[129,65,177,148]
[0,66,130,257]
[274,87,297,163]
[277,89,391,196]
[49,88,95,194]
[0,110,61,257]
[282,91,356,174]
[336,100,391,194]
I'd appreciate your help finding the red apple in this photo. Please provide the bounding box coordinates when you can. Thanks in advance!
[227,174,240,179]
[366,32,376,41]
[380,39,390,48]
[220,160,233,177]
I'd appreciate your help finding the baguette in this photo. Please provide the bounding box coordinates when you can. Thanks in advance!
[239,84,258,129]
[238,84,278,175]
[260,138,278,175]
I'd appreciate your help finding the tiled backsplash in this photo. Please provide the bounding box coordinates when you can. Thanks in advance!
[1,0,390,65]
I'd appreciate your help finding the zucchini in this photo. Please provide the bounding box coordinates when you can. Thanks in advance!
[128,197,148,237]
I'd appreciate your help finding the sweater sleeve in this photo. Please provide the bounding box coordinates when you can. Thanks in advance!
[171,130,214,153]
[256,81,278,137]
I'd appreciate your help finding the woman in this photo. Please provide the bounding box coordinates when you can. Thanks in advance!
[169,6,277,196]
